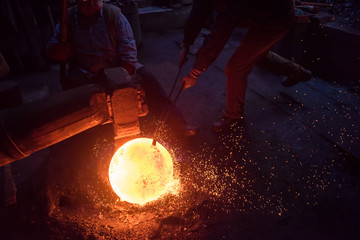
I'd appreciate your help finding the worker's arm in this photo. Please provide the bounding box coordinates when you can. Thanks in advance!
[183,0,214,47]
[179,0,213,67]
[181,13,236,89]
[115,11,138,75]
[193,14,236,71]
[193,0,294,71]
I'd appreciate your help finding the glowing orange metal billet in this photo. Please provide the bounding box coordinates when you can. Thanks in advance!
[109,138,173,204]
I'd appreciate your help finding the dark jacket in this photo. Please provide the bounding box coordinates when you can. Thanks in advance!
[183,0,295,47]
[183,0,295,71]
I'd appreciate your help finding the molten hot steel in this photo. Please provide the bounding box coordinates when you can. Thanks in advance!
[109,138,173,204]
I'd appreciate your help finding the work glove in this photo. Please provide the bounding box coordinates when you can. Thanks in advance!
[178,44,190,67]
[46,42,72,62]
[181,68,202,89]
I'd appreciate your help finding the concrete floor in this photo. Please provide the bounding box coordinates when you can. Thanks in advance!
[0,29,360,239]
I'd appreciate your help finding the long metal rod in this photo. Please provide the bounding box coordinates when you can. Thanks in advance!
[167,66,182,100]
[152,66,183,146]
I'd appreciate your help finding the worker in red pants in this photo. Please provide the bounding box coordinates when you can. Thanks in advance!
[180,0,310,133]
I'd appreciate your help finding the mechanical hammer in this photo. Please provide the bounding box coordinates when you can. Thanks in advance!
[0,68,145,167]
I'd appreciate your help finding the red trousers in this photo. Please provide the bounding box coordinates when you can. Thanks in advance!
[194,11,295,119]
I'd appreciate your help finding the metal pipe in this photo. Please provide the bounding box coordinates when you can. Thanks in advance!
[0,84,109,166]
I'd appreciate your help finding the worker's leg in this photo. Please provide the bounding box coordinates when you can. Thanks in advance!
[257,51,312,87]
[224,24,293,119]
[213,24,292,133]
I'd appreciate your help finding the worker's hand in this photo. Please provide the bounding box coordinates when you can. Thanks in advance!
[46,42,72,62]
[178,44,189,67]
[181,74,197,89]
[181,68,202,89]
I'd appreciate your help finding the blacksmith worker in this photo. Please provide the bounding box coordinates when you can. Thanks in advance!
[179,0,311,133]
[46,0,198,137]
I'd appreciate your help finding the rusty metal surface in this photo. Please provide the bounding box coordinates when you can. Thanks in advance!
[0,84,110,166]
[111,87,141,139]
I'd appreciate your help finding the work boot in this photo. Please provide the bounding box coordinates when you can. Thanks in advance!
[281,68,312,87]
[257,51,312,87]
[212,116,244,133]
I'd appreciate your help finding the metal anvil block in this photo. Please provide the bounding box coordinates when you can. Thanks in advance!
[0,68,145,167]
[110,87,140,140]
